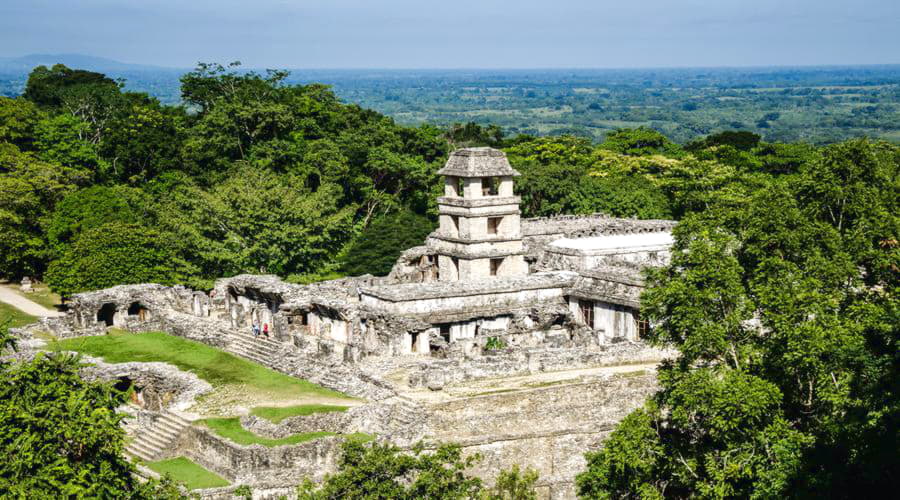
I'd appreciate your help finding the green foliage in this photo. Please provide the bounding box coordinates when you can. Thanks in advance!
[46,185,151,258]
[484,337,506,350]
[23,64,120,109]
[45,222,180,297]
[599,128,684,157]
[0,143,83,278]
[341,209,436,276]
[299,439,538,500]
[298,440,485,500]
[0,352,146,497]
[485,464,540,500]
[577,138,899,498]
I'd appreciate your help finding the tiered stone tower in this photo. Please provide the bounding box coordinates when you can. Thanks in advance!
[428,147,528,281]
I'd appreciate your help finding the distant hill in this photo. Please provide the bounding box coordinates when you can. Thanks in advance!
[0,53,183,75]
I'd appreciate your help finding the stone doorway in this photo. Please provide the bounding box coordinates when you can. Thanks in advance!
[97,303,116,326]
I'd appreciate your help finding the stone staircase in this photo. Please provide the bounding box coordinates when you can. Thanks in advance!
[125,411,190,462]
[225,330,283,367]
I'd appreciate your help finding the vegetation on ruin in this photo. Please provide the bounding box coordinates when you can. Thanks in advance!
[50,330,352,406]
[250,404,350,423]
[297,439,539,500]
[144,457,229,490]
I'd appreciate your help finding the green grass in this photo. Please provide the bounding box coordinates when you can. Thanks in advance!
[144,457,229,490]
[250,404,350,423]
[49,330,351,401]
[199,417,336,446]
[0,302,38,328]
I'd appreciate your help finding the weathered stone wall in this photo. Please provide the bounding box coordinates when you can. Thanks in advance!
[424,374,658,499]
[176,426,343,485]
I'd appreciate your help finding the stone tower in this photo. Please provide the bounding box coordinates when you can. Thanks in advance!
[429,147,528,281]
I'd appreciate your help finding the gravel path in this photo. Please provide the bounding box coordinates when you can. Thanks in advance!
[0,286,62,317]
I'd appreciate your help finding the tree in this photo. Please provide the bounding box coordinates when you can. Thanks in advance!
[0,352,142,497]
[600,128,683,157]
[576,139,899,498]
[45,222,180,298]
[46,185,152,258]
[341,209,436,277]
[298,439,538,500]
[157,165,354,282]
[0,143,83,279]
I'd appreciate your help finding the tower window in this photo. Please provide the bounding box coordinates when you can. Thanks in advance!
[450,215,460,236]
[482,177,499,196]
[487,217,502,235]
[457,177,465,197]
[490,258,503,276]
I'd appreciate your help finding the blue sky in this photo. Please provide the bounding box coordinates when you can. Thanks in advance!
[1,0,898,68]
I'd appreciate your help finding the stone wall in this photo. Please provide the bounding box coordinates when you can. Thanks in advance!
[176,426,343,486]
[424,374,658,498]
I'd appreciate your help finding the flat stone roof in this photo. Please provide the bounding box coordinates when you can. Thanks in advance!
[437,147,521,178]
[550,232,673,252]
[360,271,576,302]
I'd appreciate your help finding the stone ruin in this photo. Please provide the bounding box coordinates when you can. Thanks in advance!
[22,147,678,499]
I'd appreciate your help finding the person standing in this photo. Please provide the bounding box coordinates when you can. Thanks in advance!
[262,323,269,339]
[252,322,260,338]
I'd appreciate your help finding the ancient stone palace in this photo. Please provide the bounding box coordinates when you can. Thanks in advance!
[23,147,676,498]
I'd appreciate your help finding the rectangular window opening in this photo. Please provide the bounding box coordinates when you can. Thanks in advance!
[450,215,460,236]
[490,258,503,277]
[487,217,502,235]
[482,177,499,196]
[579,299,594,328]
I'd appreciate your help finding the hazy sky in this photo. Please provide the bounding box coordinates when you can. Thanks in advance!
[2,0,898,68]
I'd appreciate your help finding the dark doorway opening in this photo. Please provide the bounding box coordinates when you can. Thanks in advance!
[127,302,148,321]
[97,303,116,326]
[439,324,451,343]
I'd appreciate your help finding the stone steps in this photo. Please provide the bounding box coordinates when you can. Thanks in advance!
[125,411,190,462]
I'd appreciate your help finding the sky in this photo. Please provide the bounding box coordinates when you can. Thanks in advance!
[1,0,898,69]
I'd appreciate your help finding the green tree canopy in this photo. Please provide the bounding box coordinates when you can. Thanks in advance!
[0,352,143,497]
[46,222,181,297]
[341,209,437,277]
[577,138,899,498]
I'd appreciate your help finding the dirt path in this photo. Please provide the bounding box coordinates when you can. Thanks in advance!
[0,286,62,317]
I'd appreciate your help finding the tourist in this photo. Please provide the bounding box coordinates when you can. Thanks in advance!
[262,323,269,339]
[252,322,260,338]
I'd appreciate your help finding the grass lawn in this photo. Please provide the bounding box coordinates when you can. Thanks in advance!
[144,457,229,490]
[200,417,375,447]
[200,417,336,446]
[49,330,354,412]
[2,283,62,311]
[0,302,38,328]
[250,404,350,423]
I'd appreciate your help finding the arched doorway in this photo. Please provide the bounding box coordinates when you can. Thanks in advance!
[97,303,117,327]
[127,302,149,321]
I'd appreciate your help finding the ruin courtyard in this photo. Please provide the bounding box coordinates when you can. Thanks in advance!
[12,147,676,499]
